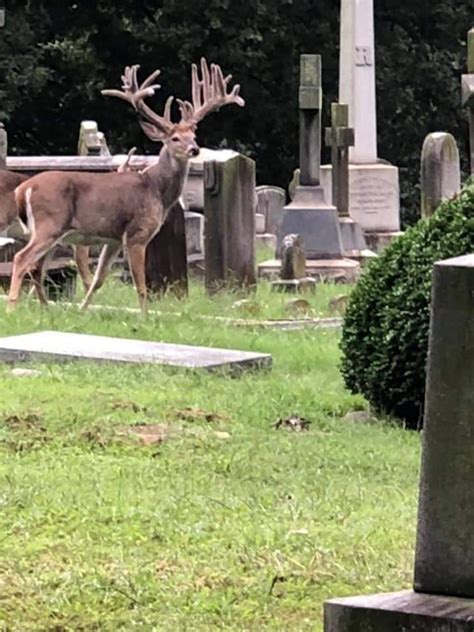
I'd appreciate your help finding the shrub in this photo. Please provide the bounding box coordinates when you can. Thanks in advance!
[340,181,474,429]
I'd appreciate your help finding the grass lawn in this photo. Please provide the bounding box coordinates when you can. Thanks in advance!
[0,280,421,630]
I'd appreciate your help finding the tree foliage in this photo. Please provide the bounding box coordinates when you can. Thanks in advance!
[0,1,471,224]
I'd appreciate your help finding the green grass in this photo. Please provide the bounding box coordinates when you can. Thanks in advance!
[0,282,420,630]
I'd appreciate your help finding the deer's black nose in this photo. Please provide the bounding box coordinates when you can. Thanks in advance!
[190,146,200,157]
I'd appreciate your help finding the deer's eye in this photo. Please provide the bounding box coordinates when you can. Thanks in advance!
[172,137,180,142]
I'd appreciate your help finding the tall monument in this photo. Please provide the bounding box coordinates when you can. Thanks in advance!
[320,0,401,250]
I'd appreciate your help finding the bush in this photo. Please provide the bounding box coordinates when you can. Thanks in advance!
[340,181,474,429]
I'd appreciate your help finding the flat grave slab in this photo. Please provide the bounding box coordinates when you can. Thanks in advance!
[0,331,272,372]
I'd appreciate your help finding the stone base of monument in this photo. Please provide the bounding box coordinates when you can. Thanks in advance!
[258,258,359,282]
[319,163,400,234]
[256,233,277,251]
[339,217,377,263]
[276,186,345,258]
[271,278,317,293]
[324,590,474,631]
[364,230,404,253]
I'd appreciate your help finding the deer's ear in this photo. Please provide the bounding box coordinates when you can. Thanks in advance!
[139,120,167,142]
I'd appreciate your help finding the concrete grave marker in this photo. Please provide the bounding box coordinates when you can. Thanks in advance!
[204,151,256,294]
[324,254,474,630]
[256,186,286,236]
[0,331,272,372]
[421,132,461,220]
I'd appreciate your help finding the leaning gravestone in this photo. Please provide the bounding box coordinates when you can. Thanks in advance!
[204,151,256,294]
[0,331,272,373]
[324,254,474,630]
[420,132,461,220]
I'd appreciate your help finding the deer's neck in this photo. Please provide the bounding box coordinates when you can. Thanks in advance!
[146,147,189,210]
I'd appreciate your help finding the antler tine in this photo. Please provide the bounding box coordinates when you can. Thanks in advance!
[102,64,174,134]
[180,57,245,125]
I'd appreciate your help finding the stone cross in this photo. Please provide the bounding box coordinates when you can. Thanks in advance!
[339,0,377,163]
[325,103,354,218]
[298,54,322,186]
[462,28,474,175]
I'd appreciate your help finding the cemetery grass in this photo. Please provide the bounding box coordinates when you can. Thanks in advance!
[0,289,420,630]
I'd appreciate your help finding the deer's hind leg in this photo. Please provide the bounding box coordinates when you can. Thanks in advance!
[74,245,93,292]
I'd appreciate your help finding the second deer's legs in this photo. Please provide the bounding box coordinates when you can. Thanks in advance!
[29,250,55,305]
[80,243,121,311]
[7,235,58,308]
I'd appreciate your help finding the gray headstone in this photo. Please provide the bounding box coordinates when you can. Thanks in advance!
[204,152,256,293]
[323,254,474,630]
[184,211,203,256]
[414,254,474,597]
[0,331,272,372]
[255,185,286,235]
[325,103,354,218]
[420,132,461,220]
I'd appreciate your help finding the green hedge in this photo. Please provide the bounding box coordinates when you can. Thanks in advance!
[340,181,474,428]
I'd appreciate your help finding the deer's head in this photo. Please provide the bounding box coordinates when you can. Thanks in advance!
[102,59,244,162]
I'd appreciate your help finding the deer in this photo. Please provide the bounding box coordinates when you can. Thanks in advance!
[0,169,94,302]
[7,58,244,313]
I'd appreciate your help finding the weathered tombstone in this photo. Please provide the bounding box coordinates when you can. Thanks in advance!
[325,103,368,257]
[145,201,188,298]
[255,185,285,251]
[260,55,359,282]
[420,132,461,220]
[320,0,401,250]
[324,253,474,630]
[461,28,474,175]
[204,151,256,294]
[271,234,316,293]
[77,120,111,157]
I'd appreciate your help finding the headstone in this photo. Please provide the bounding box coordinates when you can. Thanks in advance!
[204,151,256,294]
[255,213,266,234]
[0,330,272,372]
[461,28,474,175]
[77,120,111,157]
[320,0,401,244]
[271,234,317,293]
[256,185,286,235]
[325,103,367,256]
[277,55,344,259]
[145,200,188,298]
[420,132,461,220]
[324,254,474,630]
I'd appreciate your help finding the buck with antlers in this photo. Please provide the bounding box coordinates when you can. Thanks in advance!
[7,59,244,312]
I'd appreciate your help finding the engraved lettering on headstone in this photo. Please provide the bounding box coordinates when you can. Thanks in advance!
[355,46,373,67]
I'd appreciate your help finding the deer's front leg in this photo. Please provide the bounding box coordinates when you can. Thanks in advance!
[126,243,148,314]
[80,243,121,311]
[29,250,54,306]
